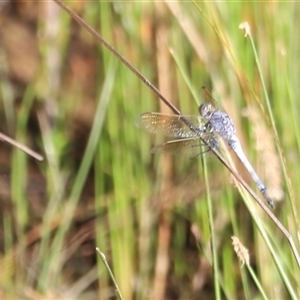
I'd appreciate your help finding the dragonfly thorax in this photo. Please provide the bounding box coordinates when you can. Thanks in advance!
[209,110,236,142]
[199,102,236,142]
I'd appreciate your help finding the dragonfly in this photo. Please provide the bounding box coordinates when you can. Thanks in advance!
[135,87,275,209]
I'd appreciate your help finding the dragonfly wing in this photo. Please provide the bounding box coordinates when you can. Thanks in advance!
[150,136,218,158]
[134,112,206,138]
[200,87,219,107]
[200,87,227,115]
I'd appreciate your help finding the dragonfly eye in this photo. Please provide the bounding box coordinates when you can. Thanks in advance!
[199,103,213,119]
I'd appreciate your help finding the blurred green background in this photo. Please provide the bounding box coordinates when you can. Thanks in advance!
[0,1,299,299]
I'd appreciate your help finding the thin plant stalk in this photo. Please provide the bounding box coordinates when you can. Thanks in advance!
[241,22,300,238]
[0,132,43,161]
[201,154,221,300]
[96,248,124,300]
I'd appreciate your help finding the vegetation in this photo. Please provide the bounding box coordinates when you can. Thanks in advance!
[0,1,299,299]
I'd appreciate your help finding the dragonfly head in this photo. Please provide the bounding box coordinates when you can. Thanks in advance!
[199,103,214,119]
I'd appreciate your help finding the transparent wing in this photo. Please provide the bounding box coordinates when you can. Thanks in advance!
[200,86,227,114]
[134,112,206,138]
[150,135,219,158]
[200,86,218,107]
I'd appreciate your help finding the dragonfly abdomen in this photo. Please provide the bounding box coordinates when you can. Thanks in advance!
[228,136,275,208]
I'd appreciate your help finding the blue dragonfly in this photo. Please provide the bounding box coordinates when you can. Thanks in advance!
[135,87,274,209]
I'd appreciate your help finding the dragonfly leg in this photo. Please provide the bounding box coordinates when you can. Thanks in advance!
[189,149,210,159]
[188,137,218,159]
